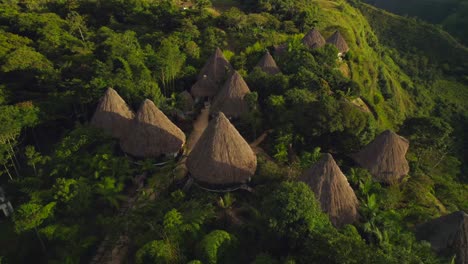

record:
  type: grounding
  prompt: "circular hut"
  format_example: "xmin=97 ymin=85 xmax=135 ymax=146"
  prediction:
xmin=352 ymin=130 xmax=410 ymax=185
xmin=91 ymin=88 xmax=135 ymax=139
xmin=255 ymin=51 xmax=281 ymax=75
xmin=191 ymin=74 xmax=219 ymax=99
xmin=197 ymin=47 xmax=233 ymax=85
xmin=120 ymin=99 xmax=186 ymax=158
xmin=416 ymin=211 xmax=467 ymax=264
xmin=300 ymin=153 xmax=359 ymax=227
xmin=186 ymin=112 xmax=257 ymax=186
xmin=210 ymin=71 xmax=251 ymax=119
xmin=302 ymin=28 xmax=326 ymax=49
xmin=326 ymin=30 xmax=350 ymax=56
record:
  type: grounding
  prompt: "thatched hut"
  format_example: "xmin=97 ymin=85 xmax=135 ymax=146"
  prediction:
xmin=177 ymin=90 xmax=194 ymax=113
xmin=256 ymin=51 xmax=281 ymax=75
xmin=120 ymin=99 xmax=186 ymax=158
xmin=300 ymin=153 xmax=359 ymax=227
xmin=197 ymin=47 xmax=233 ymax=85
xmin=416 ymin=211 xmax=467 ymax=264
xmin=191 ymin=74 xmax=219 ymax=99
xmin=186 ymin=112 xmax=257 ymax=186
xmin=352 ymin=130 xmax=410 ymax=185
xmin=302 ymin=28 xmax=326 ymax=49
xmin=326 ymin=31 xmax=349 ymax=55
xmin=211 ymin=71 xmax=251 ymax=118
xmin=91 ymin=88 xmax=135 ymax=139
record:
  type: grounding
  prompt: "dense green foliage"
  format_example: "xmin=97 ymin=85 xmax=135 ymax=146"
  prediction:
xmin=0 ymin=0 xmax=466 ymax=263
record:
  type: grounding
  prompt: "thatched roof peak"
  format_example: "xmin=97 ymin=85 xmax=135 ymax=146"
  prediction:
xmin=256 ymin=51 xmax=281 ymax=75
xmin=352 ymin=130 xmax=409 ymax=185
xmin=186 ymin=112 xmax=257 ymax=185
xmin=326 ymin=30 xmax=349 ymax=53
xmin=416 ymin=211 xmax=467 ymax=264
xmin=302 ymin=28 xmax=326 ymax=49
xmin=120 ymin=99 xmax=185 ymax=158
xmin=300 ymin=153 xmax=359 ymax=227
xmin=211 ymin=71 xmax=251 ymax=118
xmin=197 ymin=47 xmax=233 ymax=85
xmin=91 ymin=88 xmax=135 ymax=139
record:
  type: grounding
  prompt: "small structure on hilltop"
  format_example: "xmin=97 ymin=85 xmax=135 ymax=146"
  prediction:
xmin=255 ymin=51 xmax=281 ymax=75
xmin=416 ymin=211 xmax=468 ymax=264
xmin=300 ymin=153 xmax=359 ymax=227
xmin=352 ymin=130 xmax=410 ymax=185
xmin=302 ymin=28 xmax=326 ymax=49
xmin=177 ymin=90 xmax=194 ymax=113
xmin=197 ymin=47 xmax=233 ymax=85
xmin=186 ymin=112 xmax=257 ymax=186
xmin=120 ymin=99 xmax=186 ymax=158
xmin=326 ymin=30 xmax=350 ymax=57
xmin=211 ymin=71 xmax=251 ymax=118
xmin=91 ymin=88 xmax=135 ymax=139
xmin=191 ymin=74 xmax=219 ymax=100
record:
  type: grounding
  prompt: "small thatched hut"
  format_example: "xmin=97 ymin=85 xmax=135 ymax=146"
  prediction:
xmin=300 ymin=153 xmax=359 ymax=227
xmin=211 ymin=71 xmax=251 ymax=118
xmin=177 ymin=90 xmax=194 ymax=113
xmin=186 ymin=112 xmax=257 ymax=186
xmin=256 ymin=51 xmax=281 ymax=75
xmin=191 ymin=74 xmax=219 ymax=99
xmin=91 ymin=88 xmax=135 ymax=139
xmin=197 ymin=47 xmax=233 ymax=85
xmin=352 ymin=130 xmax=410 ymax=185
xmin=416 ymin=211 xmax=467 ymax=264
xmin=120 ymin=99 xmax=186 ymax=158
xmin=302 ymin=28 xmax=326 ymax=49
xmin=326 ymin=31 xmax=349 ymax=55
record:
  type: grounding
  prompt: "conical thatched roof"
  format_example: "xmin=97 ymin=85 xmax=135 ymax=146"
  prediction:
xmin=91 ymin=88 xmax=135 ymax=139
xmin=177 ymin=90 xmax=194 ymax=112
xmin=197 ymin=47 xmax=233 ymax=84
xmin=256 ymin=51 xmax=281 ymax=75
xmin=326 ymin=31 xmax=349 ymax=54
xmin=191 ymin=74 xmax=219 ymax=98
xmin=302 ymin=28 xmax=326 ymax=49
xmin=211 ymin=71 xmax=251 ymax=118
xmin=186 ymin=112 xmax=257 ymax=185
xmin=352 ymin=130 xmax=409 ymax=185
xmin=120 ymin=99 xmax=185 ymax=158
xmin=300 ymin=153 xmax=359 ymax=227
xmin=416 ymin=211 xmax=467 ymax=264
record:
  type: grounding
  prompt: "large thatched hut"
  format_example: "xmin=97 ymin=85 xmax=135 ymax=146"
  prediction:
xmin=416 ymin=211 xmax=467 ymax=264
xmin=300 ymin=153 xmax=359 ymax=227
xmin=326 ymin=30 xmax=350 ymax=55
xmin=197 ymin=47 xmax=233 ymax=85
xmin=352 ymin=130 xmax=410 ymax=185
xmin=120 ymin=99 xmax=186 ymax=158
xmin=302 ymin=28 xmax=326 ymax=49
xmin=191 ymin=74 xmax=219 ymax=99
xmin=186 ymin=112 xmax=257 ymax=186
xmin=91 ymin=88 xmax=135 ymax=139
xmin=211 ymin=71 xmax=251 ymax=118
xmin=256 ymin=51 xmax=281 ymax=75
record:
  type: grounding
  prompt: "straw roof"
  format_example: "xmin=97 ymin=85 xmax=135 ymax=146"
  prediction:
xmin=197 ymin=47 xmax=233 ymax=84
xmin=177 ymin=90 xmax=194 ymax=112
xmin=186 ymin=112 xmax=257 ymax=185
xmin=120 ymin=99 xmax=186 ymax=158
xmin=352 ymin=130 xmax=410 ymax=185
xmin=326 ymin=31 xmax=350 ymax=53
xmin=191 ymin=74 xmax=219 ymax=98
xmin=416 ymin=211 xmax=467 ymax=264
xmin=211 ymin=71 xmax=251 ymax=118
xmin=302 ymin=28 xmax=326 ymax=49
xmin=91 ymin=88 xmax=135 ymax=139
xmin=300 ymin=153 xmax=359 ymax=227
xmin=256 ymin=51 xmax=281 ymax=75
